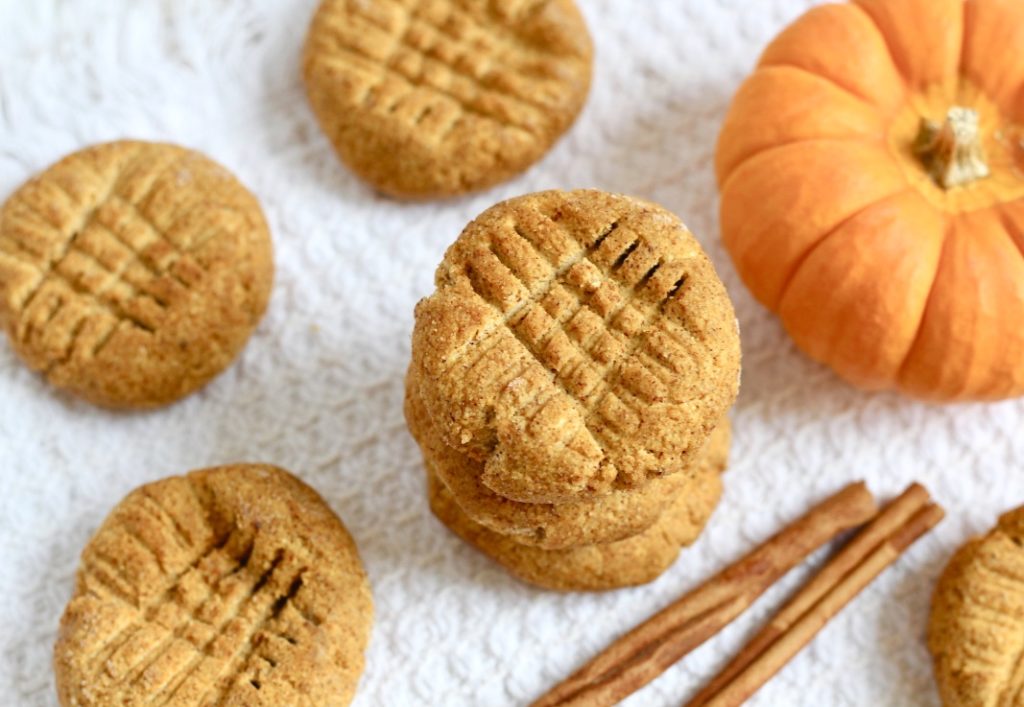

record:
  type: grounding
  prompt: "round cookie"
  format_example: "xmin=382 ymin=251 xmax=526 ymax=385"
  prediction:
xmin=406 ymin=368 xmax=731 ymax=549
xmin=929 ymin=507 xmax=1024 ymax=707
xmin=302 ymin=0 xmax=592 ymax=198
xmin=0 ymin=141 xmax=273 ymax=408
xmin=54 ymin=464 xmax=373 ymax=707
xmin=411 ymin=189 xmax=741 ymax=503
xmin=426 ymin=461 xmax=723 ymax=592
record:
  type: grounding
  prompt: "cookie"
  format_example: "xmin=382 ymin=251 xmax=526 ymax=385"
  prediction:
xmin=406 ymin=367 xmax=731 ymax=549
xmin=0 ymin=141 xmax=273 ymax=408
xmin=302 ymin=0 xmax=592 ymax=198
xmin=426 ymin=459 xmax=722 ymax=592
xmin=929 ymin=506 xmax=1024 ymax=707
xmin=54 ymin=464 xmax=373 ymax=707
xmin=411 ymin=190 xmax=741 ymax=503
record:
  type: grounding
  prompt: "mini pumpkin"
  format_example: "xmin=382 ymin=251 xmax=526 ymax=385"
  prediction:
xmin=717 ymin=0 xmax=1024 ymax=401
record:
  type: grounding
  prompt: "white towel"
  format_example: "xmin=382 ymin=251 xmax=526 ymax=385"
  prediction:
xmin=0 ymin=1 xmax=1003 ymax=704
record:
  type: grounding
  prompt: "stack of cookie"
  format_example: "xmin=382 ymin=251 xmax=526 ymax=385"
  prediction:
xmin=406 ymin=190 xmax=741 ymax=591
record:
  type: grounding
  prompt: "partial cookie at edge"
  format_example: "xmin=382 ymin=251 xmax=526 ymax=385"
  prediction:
xmin=929 ymin=506 xmax=1024 ymax=707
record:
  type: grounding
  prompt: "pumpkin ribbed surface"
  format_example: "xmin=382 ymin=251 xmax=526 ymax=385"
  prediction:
xmin=717 ymin=0 xmax=1024 ymax=401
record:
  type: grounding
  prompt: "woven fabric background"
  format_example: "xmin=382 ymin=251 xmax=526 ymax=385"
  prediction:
xmin=2 ymin=1 xmax=1020 ymax=705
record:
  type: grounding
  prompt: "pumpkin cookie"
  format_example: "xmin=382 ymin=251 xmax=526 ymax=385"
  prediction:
xmin=54 ymin=464 xmax=373 ymax=707
xmin=302 ymin=0 xmax=592 ymax=198
xmin=426 ymin=459 xmax=723 ymax=591
xmin=0 ymin=141 xmax=273 ymax=408
xmin=929 ymin=506 xmax=1024 ymax=707
xmin=411 ymin=190 xmax=741 ymax=504
xmin=406 ymin=368 xmax=731 ymax=549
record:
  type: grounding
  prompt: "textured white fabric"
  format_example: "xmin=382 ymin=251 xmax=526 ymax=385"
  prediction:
xmin=0 ymin=1 xmax=1019 ymax=705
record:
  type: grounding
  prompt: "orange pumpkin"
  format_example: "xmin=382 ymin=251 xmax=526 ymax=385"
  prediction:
xmin=717 ymin=0 xmax=1024 ymax=401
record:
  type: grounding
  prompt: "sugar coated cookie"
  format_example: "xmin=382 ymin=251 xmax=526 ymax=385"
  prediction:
xmin=302 ymin=0 xmax=593 ymax=198
xmin=930 ymin=506 xmax=1024 ymax=707
xmin=54 ymin=464 xmax=372 ymax=706
xmin=411 ymin=190 xmax=740 ymax=503
xmin=0 ymin=141 xmax=273 ymax=408
xmin=407 ymin=368 xmax=731 ymax=549
xmin=426 ymin=460 xmax=722 ymax=591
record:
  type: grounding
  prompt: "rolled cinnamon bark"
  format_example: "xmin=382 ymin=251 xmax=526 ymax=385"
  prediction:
xmin=687 ymin=485 xmax=943 ymax=707
xmin=532 ymin=482 xmax=879 ymax=707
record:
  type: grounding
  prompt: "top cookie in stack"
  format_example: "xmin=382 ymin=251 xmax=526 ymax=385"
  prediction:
xmin=407 ymin=190 xmax=741 ymax=590
xmin=411 ymin=190 xmax=740 ymax=502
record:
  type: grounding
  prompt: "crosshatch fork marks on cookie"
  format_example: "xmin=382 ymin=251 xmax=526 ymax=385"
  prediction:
xmin=973 ymin=553 xmax=1024 ymax=705
xmin=930 ymin=511 xmax=1024 ymax=707
xmin=311 ymin=0 xmax=569 ymax=139
xmin=56 ymin=466 xmax=371 ymax=706
xmin=76 ymin=506 xmax=314 ymax=702
xmin=455 ymin=204 xmax=710 ymax=484
xmin=0 ymin=145 xmax=221 ymax=373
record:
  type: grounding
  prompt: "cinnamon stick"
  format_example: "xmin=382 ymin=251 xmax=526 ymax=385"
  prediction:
xmin=687 ymin=485 xmax=944 ymax=707
xmin=531 ymin=482 xmax=878 ymax=707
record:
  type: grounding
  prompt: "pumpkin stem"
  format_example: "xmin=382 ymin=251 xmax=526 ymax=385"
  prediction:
xmin=913 ymin=107 xmax=990 ymax=189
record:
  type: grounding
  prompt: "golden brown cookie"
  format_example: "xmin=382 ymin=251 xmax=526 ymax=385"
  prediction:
xmin=0 ymin=141 xmax=273 ymax=408
xmin=406 ymin=367 xmax=731 ymax=549
xmin=426 ymin=459 xmax=723 ymax=592
xmin=929 ymin=506 xmax=1024 ymax=707
xmin=302 ymin=0 xmax=593 ymax=198
xmin=54 ymin=464 xmax=373 ymax=707
xmin=411 ymin=190 xmax=741 ymax=504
